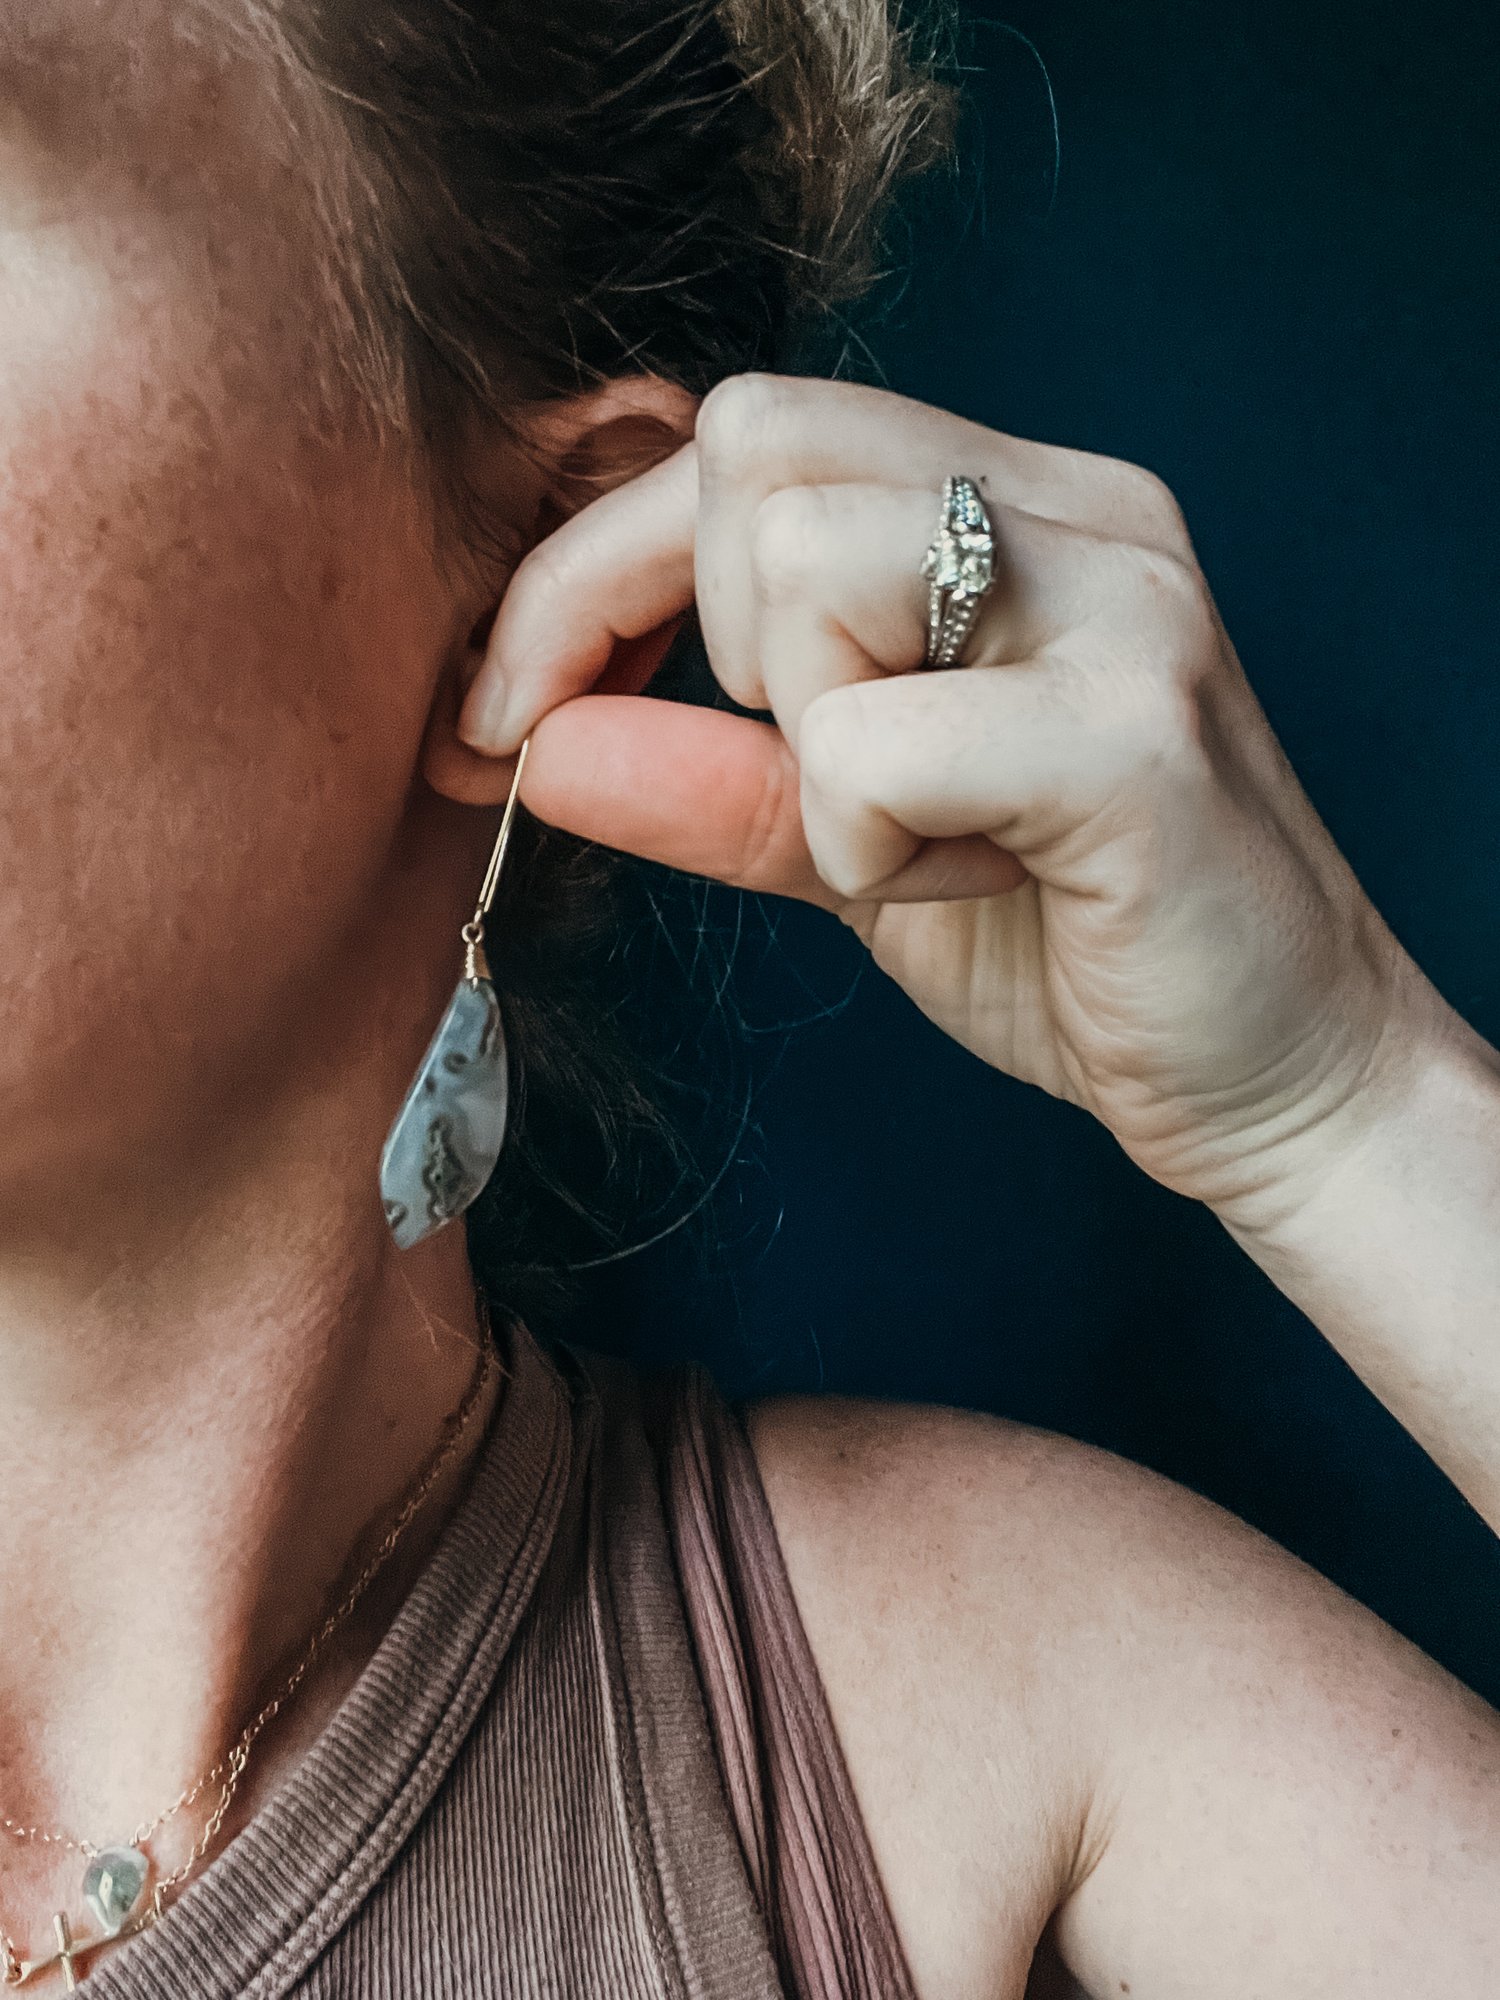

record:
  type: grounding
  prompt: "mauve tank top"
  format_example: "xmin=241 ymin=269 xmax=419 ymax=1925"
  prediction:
xmin=77 ymin=1311 xmax=921 ymax=1999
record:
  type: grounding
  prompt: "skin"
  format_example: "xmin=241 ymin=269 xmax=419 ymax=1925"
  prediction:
xmin=1 ymin=6 xmax=1498 ymax=1994
xmin=0 ymin=6 xmax=535 ymax=1959
xmin=460 ymin=377 xmax=1500 ymax=1996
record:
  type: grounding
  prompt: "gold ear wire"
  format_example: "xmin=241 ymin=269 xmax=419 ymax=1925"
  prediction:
xmin=461 ymin=736 xmax=531 ymax=985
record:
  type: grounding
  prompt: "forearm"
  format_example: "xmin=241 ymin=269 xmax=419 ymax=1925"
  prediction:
xmin=1217 ymin=998 xmax=1500 ymax=1534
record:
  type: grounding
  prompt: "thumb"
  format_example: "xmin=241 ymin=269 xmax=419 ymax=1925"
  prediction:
xmin=516 ymin=695 xmax=843 ymax=910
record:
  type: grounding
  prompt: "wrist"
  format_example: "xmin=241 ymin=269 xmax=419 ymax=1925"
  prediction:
xmin=1224 ymin=988 xmax=1500 ymax=1256
xmin=1210 ymin=991 xmax=1500 ymax=1526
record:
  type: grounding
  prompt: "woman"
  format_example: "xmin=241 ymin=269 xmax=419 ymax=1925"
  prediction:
xmin=0 ymin=0 xmax=1495 ymax=1995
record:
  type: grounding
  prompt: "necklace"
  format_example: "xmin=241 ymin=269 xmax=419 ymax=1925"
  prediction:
xmin=0 ymin=1295 xmax=502 ymax=1992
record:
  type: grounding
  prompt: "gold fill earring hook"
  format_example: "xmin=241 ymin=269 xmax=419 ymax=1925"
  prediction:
xmin=462 ymin=735 xmax=531 ymax=984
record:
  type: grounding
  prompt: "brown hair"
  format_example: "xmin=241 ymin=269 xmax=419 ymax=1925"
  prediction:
xmin=262 ymin=0 xmax=957 ymax=542
xmin=263 ymin=0 xmax=959 ymax=1331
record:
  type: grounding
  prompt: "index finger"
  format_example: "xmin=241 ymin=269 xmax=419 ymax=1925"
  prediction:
xmin=459 ymin=438 xmax=700 ymax=757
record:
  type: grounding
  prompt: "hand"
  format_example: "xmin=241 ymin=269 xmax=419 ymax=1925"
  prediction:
xmin=458 ymin=373 xmax=1438 ymax=1228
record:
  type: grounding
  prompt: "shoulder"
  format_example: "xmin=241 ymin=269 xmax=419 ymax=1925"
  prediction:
xmin=738 ymin=1385 xmax=1440 ymax=1710
xmin=739 ymin=1391 xmax=1500 ymax=1999
xmin=736 ymin=1393 xmax=1132 ymax=1998
xmin=738 ymin=1387 xmax=1283 ymax=1690
xmin=739 ymin=1388 xmax=1308 ymax=1632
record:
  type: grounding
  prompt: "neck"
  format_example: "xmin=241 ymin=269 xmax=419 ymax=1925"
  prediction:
xmin=0 ymin=958 xmax=504 ymax=1956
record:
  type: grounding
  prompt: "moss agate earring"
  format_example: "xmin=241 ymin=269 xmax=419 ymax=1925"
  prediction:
xmin=380 ymin=738 xmax=531 ymax=1251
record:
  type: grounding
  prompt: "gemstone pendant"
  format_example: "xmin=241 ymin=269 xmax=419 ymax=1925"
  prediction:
xmin=379 ymin=972 xmax=510 ymax=1252
xmin=81 ymin=1847 xmax=151 ymax=1937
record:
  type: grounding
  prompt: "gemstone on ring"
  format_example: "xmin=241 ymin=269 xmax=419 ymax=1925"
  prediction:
xmin=919 ymin=475 xmax=997 ymax=667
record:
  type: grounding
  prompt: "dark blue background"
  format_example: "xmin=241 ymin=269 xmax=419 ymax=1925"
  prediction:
xmin=555 ymin=0 xmax=1500 ymax=1700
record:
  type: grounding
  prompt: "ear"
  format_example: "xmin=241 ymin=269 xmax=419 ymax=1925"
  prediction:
xmin=422 ymin=373 xmax=700 ymax=808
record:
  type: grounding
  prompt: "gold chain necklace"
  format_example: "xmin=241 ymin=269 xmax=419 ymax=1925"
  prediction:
xmin=1 ymin=1296 xmax=501 ymax=1992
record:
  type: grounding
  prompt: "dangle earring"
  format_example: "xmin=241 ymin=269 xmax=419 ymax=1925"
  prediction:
xmin=380 ymin=737 xmax=531 ymax=1251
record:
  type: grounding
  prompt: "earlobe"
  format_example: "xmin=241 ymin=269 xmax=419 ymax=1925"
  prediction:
xmin=421 ymin=655 xmax=521 ymax=806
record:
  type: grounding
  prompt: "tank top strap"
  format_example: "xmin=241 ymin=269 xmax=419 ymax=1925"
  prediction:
xmin=642 ymin=1360 xmax=921 ymax=2000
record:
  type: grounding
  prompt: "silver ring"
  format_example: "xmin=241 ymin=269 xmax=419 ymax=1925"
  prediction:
xmin=918 ymin=475 xmax=997 ymax=668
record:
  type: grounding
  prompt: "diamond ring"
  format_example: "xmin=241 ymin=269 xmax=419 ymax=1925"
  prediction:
xmin=918 ymin=475 xmax=997 ymax=668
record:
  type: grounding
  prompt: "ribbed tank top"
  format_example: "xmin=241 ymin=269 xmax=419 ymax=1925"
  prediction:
xmin=79 ymin=1312 xmax=921 ymax=1999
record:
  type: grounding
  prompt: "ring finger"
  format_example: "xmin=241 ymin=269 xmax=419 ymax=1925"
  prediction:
xmin=749 ymin=480 xmax=1120 ymax=760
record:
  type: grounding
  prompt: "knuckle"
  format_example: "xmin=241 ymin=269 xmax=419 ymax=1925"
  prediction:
xmin=501 ymin=533 xmax=579 ymax=647
xmin=741 ymin=741 xmax=796 ymax=885
xmin=1082 ymin=548 xmax=1220 ymax=765
xmin=1103 ymin=456 xmax=1193 ymax=553
xmin=695 ymin=371 xmax=788 ymax=473
xmin=1115 ymin=455 xmax=1176 ymax=515
xmin=797 ymin=682 xmax=865 ymax=789
xmin=808 ymin=818 xmax=879 ymax=903
xmin=823 ymin=858 xmax=879 ymax=902
xmin=1082 ymin=659 xmax=1183 ymax=781
xmin=798 ymin=695 xmax=888 ymax=905
xmin=712 ymin=662 xmax=765 ymax=710
xmin=748 ymin=485 xmax=827 ymax=603
xmin=1143 ymin=660 xmax=1203 ymax=751
xmin=1116 ymin=541 xmax=1214 ymax=641
xmin=513 ymin=528 xmax=574 ymax=606
xmin=1113 ymin=645 xmax=1210 ymax=771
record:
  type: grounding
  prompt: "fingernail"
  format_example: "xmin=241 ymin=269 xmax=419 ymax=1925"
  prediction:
xmin=459 ymin=680 xmax=518 ymax=756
